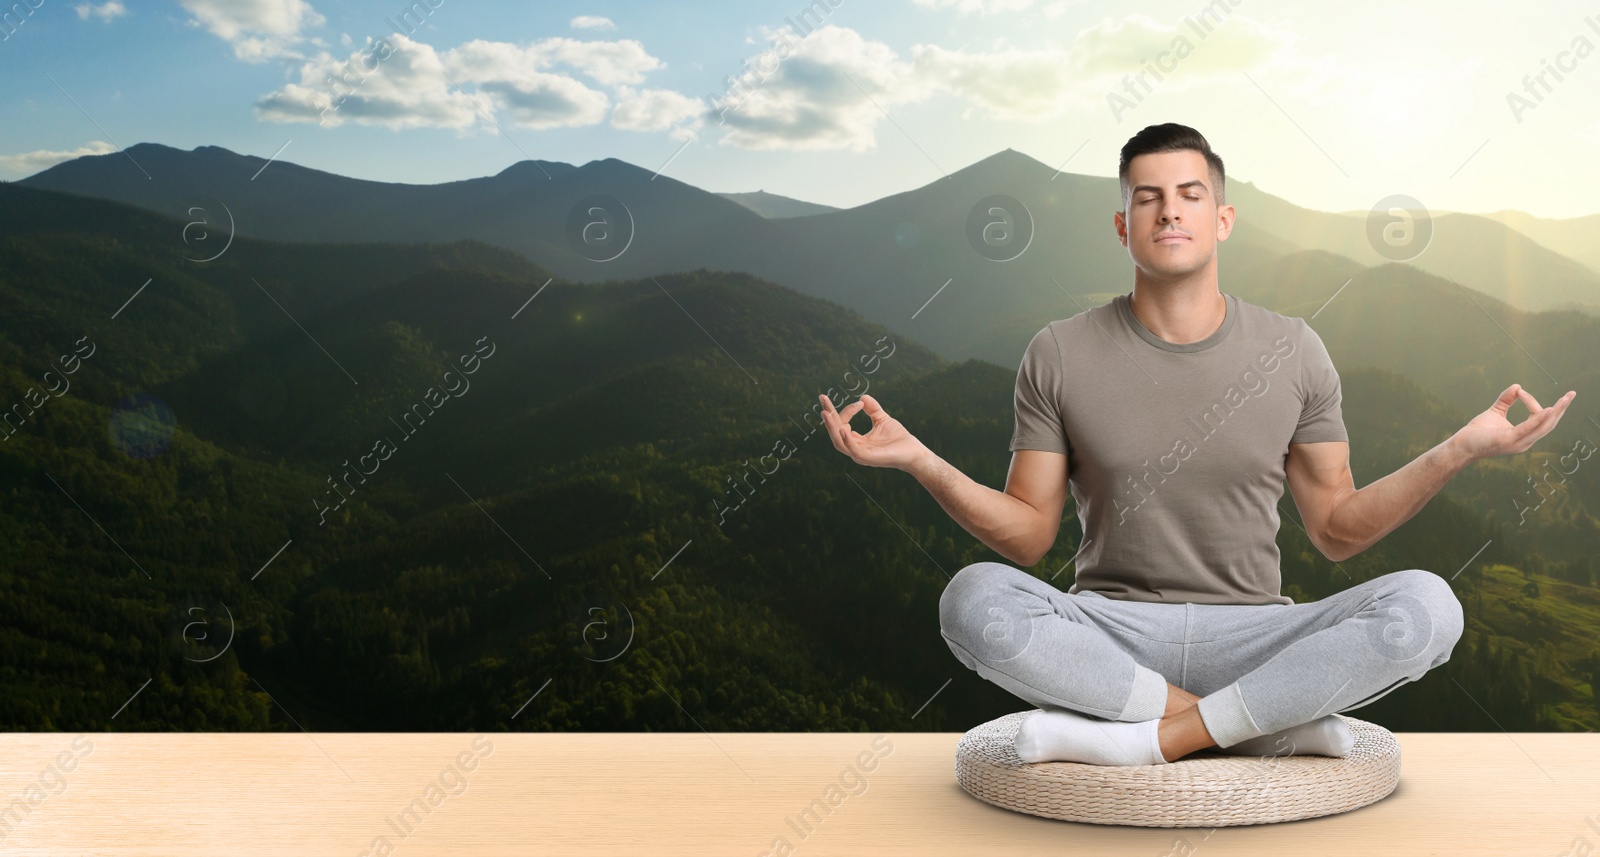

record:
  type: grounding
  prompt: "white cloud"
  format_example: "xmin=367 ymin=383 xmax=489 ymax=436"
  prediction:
xmin=254 ymin=34 xmax=481 ymax=129
xmin=471 ymin=74 xmax=610 ymax=130
xmin=715 ymin=18 xmax=1295 ymax=150
xmin=0 ymin=141 xmax=116 ymax=175
xmin=698 ymin=16 xmax=1301 ymax=149
xmin=909 ymin=0 xmax=1083 ymax=17
xmin=911 ymin=0 xmax=1034 ymax=16
xmin=445 ymin=39 xmax=627 ymax=128
xmin=1054 ymin=12 xmax=1455 ymax=134
xmin=711 ymin=25 xmax=933 ymax=151
xmin=254 ymin=32 xmax=695 ymax=133
xmin=912 ymin=43 xmax=1075 ymax=121
xmin=1065 ymin=13 xmax=1289 ymax=80
xmin=1041 ymin=0 xmax=1082 ymax=18
xmin=74 ymin=1 xmax=126 ymax=21
xmin=449 ymin=37 xmax=664 ymax=87
xmin=255 ymin=33 xmax=671 ymax=132
xmin=611 ymin=86 xmax=705 ymax=140
xmin=570 ymin=15 xmax=615 ymax=30
xmin=179 ymin=0 xmax=325 ymax=62
xmin=703 ymin=21 xmax=1099 ymax=149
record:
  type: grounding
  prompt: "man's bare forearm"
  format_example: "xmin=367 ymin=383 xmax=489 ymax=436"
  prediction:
xmin=905 ymin=447 xmax=1045 ymax=566
xmin=1326 ymin=434 xmax=1477 ymax=561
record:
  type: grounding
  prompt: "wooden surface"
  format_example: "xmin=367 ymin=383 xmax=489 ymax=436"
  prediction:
xmin=0 ymin=730 xmax=1593 ymax=855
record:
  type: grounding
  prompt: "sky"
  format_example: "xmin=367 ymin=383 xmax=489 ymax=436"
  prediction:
xmin=1 ymin=0 xmax=1598 ymax=218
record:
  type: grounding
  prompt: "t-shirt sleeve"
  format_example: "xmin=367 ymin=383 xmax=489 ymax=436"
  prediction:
xmin=1292 ymin=322 xmax=1349 ymax=444
xmin=1010 ymin=325 xmax=1069 ymax=454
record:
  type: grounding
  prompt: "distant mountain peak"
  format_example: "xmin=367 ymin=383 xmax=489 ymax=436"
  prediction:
xmin=116 ymin=143 xmax=254 ymax=165
xmin=496 ymin=159 xmax=575 ymax=181
xmin=123 ymin=141 xmax=179 ymax=156
xmin=577 ymin=157 xmax=653 ymax=179
xmin=956 ymin=147 xmax=1055 ymax=180
xmin=989 ymin=147 xmax=1043 ymax=164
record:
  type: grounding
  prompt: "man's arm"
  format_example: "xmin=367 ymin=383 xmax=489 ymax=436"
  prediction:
xmin=817 ymin=393 xmax=1069 ymax=567
xmin=1286 ymin=383 xmax=1576 ymax=562
xmin=1284 ymin=438 xmax=1473 ymax=563
xmin=906 ymin=447 xmax=1069 ymax=567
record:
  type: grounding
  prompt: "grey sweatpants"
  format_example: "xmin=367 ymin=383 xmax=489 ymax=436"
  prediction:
xmin=939 ymin=562 xmax=1465 ymax=748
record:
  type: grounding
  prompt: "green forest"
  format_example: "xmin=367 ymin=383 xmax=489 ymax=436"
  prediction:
xmin=1 ymin=183 xmax=1596 ymax=734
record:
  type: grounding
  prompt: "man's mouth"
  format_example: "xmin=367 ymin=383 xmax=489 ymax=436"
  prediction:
xmin=1155 ymin=232 xmax=1190 ymax=243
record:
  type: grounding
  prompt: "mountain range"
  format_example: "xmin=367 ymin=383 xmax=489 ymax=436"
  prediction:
xmin=21 ymin=144 xmax=1600 ymax=370
xmin=1 ymin=147 xmax=1596 ymax=733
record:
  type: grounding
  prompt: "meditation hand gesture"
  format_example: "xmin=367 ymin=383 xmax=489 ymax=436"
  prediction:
xmin=818 ymin=393 xmax=929 ymax=471
xmin=1452 ymin=384 xmax=1576 ymax=461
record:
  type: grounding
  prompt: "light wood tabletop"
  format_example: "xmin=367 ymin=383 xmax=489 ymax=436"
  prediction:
xmin=0 ymin=730 xmax=1592 ymax=855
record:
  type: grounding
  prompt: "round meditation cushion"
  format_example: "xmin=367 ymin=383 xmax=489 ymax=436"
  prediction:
xmin=954 ymin=710 xmax=1402 ymax=827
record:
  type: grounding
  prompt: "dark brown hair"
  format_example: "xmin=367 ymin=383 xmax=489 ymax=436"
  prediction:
xmin=1118 ymin=123 xmax=1226 ymax=209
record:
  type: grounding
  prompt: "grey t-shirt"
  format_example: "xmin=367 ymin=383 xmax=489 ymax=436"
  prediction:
xmin=1010 ymin=292 xmax=1347 ymax=605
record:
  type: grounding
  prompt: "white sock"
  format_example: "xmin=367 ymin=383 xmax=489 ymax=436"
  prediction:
xmin=1212 ymin=715 xmax=1354 ymax=758
xmin=1014 ymin=708 xmax=1167 ymax=766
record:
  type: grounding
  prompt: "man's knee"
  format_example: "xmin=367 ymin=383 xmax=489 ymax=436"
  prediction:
xmin=939 ymin=562 xmax=1012 ymax=635
xmin=939 ymin=561 xmax=1031 ymax=662
xmin=1383 ymin=568 xmax=1465 ymax=663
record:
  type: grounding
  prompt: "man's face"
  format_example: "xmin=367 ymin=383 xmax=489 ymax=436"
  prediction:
xmin=1114 ymin=149 xmax=1234 ymax=281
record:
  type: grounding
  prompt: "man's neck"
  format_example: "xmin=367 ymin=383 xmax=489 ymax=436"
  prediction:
xmin=1127 ymin=278 xmax=1227 ymax=346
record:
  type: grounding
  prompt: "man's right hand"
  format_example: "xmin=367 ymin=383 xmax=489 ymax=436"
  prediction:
xmin=818 ymin=393 xmax=930 ymax=472
xmin=818 ymin=391 xmax=1069 ymax=566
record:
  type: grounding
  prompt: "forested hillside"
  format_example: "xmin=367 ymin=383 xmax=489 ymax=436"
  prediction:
xmin=1 ymin=185 xmax=1595 ymax=734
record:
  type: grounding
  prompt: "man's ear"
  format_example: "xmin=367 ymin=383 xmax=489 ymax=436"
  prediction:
xmin=1215 ymin=203 xmax=1236 ymax=241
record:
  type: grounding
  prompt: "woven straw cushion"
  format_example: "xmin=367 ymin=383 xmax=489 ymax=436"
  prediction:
xmin=955 ymin=710 xmax=1400 ymax=827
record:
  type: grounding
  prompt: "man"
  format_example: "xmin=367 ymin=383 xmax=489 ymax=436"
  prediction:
xmin=817 ymin=123 xmax=1576 ymax=766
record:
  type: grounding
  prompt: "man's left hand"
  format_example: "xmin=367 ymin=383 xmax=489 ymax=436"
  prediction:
xmin=1452 ymin=383 xmax=1576 ymax=461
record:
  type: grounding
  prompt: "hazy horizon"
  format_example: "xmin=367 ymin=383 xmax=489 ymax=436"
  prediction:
xmin=4 ymin=0 xmax=1600 ymax=218
xmin=19 ymin=139 xmax=1600 ymax=227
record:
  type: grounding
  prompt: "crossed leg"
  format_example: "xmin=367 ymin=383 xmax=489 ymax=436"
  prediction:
xmin=1156 ymin=683 xmax=1213 ymax=761
xmin=939 ymin=562 xmax=1465 ymax=765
